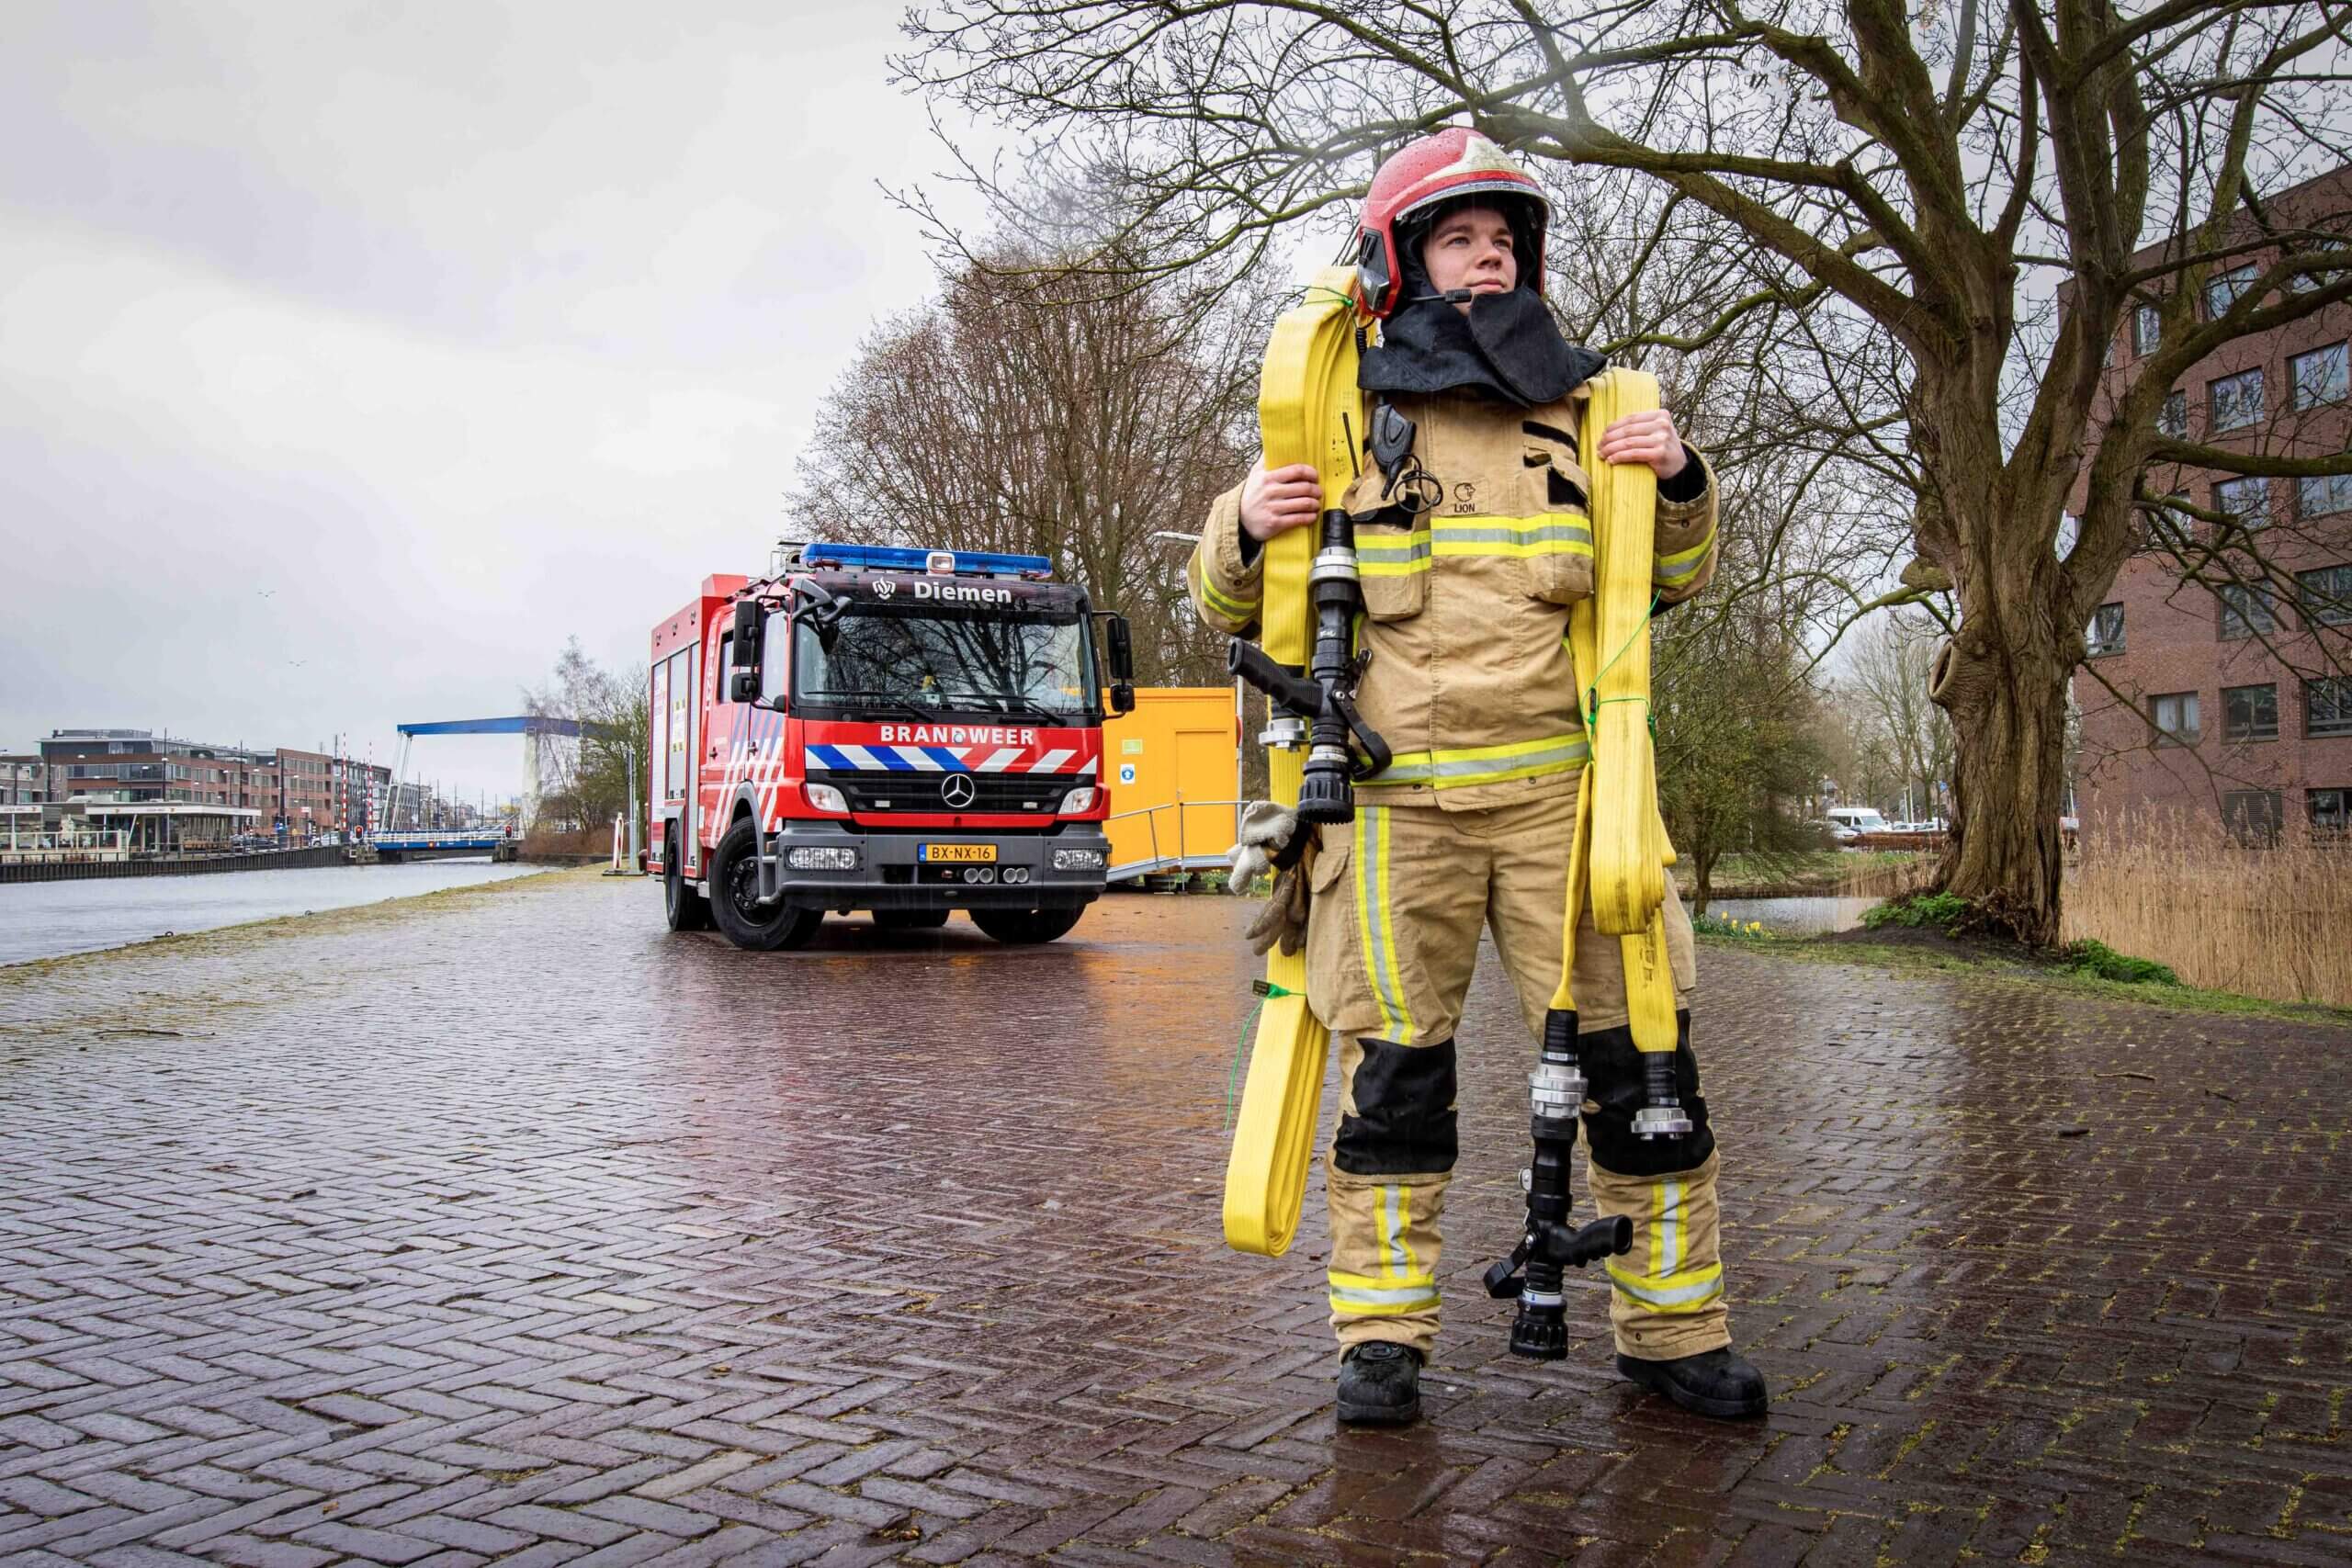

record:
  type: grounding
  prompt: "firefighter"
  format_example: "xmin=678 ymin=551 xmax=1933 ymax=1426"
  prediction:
xmin=1192 ymin=129 xmax=1769 ymax=1426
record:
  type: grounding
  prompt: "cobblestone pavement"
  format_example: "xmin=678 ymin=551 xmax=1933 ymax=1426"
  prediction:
xmin=2 ymin=870 xmax=2346 ymax=1567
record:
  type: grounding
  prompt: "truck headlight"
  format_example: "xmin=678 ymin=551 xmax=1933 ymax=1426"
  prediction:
xmin=786 ymin=846 xmax=858 ymax=872
xmin=1052 ymin=847 xmax=1105 ymax=872
xmin=804 ymin=783 xmax=848 ymax=814
xmin=1059 ymin=785 xmax=1096 ymax=814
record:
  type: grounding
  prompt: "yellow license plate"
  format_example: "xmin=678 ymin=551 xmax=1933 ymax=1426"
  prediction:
xmin=921 ymin=843 xmax=997 ymax=863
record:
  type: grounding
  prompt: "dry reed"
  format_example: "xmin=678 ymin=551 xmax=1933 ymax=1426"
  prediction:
xmin=2063 ymin=810 xmax=2352 ymax=1007
xmin=1838 ymin=852 xmax=1940 ymax=902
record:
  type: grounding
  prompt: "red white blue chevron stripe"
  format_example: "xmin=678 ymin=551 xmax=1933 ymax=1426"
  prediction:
xmin=805 ymin=741 xmax=1097 ymax=774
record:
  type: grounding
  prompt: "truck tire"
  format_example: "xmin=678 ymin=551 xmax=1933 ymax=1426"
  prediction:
xmin=663 ymin=844 xmax=712 ymax=931
xmin=970 ymin=906 xmax=1084 ymax=945
xmin=711 ymin=818 xmax=822 ymax=951
xmin=872 ymin=908 xmax=951 ymax=931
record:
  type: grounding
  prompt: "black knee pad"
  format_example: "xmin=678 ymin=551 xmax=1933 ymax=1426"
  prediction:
xmin=1578 ymin=1010 xmax=1715 ymax=1176
xmin=1334 ymin=1037 xmax=1459 ymax=1176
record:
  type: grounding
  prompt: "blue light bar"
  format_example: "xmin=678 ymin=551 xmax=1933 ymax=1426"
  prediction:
xmin=801 ymin=542 xmax=1053 ymax=579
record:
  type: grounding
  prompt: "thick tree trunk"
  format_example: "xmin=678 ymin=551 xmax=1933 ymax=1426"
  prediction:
xmin=1926 ymin=624 xmax=2071 ymax=947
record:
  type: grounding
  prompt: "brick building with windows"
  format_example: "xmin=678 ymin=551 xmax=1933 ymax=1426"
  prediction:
xmin=34 ymin=730 xmax=387 ymax=843
xmin=2073 ymin=164 xmax=2352 ymax=841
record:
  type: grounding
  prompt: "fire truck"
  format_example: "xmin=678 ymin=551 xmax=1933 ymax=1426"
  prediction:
xmin=647 ymin=542 xmax=1135 ymax=951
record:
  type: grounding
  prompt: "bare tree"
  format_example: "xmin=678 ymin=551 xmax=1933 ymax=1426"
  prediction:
xmin=524 ymin=638 xmax=647 ymax=831
xmin=797 ymin=243 xmax=1268 ymax=684
xmin=904 ymin=1 xmax=2352 ymax=943
xmin=1839 ymin=609 xmax=1957 ymax=820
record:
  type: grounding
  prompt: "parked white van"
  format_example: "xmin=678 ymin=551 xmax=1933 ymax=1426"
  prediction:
xmin=1824 ymin=807 xmax=1889 ymax=840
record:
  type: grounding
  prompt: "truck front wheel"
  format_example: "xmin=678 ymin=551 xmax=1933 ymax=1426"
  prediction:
xmin=970 ymin=906 xmax=1085 ymax=944
xmin=711 ymin=818 xmax=821 ymax=952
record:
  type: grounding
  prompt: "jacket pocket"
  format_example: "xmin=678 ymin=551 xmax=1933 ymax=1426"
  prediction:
xmin=1352 ymin=522 xmax=1429 ymax=622
xmin=1521 ymin=437 xmax=1597 ymax=606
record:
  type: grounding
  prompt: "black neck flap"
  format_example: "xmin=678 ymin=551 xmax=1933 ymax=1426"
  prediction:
xmin=1359 ymin=243 xmax=1603 ymax=408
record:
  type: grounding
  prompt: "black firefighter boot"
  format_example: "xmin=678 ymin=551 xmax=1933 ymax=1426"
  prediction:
xmin=1615 ymin=1347 xmax=1770 ymax=1419
xmin=1336 ymin=1342 xmax=1423 ymax=1425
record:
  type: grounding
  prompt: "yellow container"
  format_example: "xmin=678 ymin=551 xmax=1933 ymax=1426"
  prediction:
xmin=1101 ymin=687 xmax=1243 ymax=881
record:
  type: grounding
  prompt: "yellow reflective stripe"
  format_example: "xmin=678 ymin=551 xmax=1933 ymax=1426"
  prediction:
xmin=1430 ymin=514 xmax=1593 ymax=558
xmin=1374 ymin=732 xmax=1591 ymax=789
xmin=1352 ymin=807 xmax=1414 ymax=1043
xmin=1358 ymin=525 xmax=1432 ymax=577
xmin=1190 ymin=552 xmax=1257 ymax=620
xmin=1653 ymin=524 xmax=1715 ymax=586
xmin=1329 ymin=1268 xmax=1440 ymax=1315
xmin=1606 ymin=1260 xmax=1723 ymax=1312
xmin=1358 ymin=514 xmax=1595 ymax=571
xmin=1372 ymin=808 xmax=1414 ymax=1043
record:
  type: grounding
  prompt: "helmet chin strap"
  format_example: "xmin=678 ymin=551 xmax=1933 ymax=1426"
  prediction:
xmin=1406 ymin=288 xmax=1476 ymax=306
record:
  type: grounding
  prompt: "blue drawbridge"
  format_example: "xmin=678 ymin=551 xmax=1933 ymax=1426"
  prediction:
xmin=384 ymin=716 xmax=633 ymax=853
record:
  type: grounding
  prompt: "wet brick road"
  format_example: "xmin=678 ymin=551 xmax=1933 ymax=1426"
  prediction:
xmin=2 ymin=869 xmax=2346 ymax=1566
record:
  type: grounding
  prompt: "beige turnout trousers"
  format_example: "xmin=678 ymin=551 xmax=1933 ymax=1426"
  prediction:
xmin=1304 ymin=786 xmax=1732 ymax=1363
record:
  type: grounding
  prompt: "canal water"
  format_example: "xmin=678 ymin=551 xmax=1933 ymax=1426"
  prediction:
xmin=1699 ymin=895 xmax=1877 ymax=937
xmin=0 ymin=860 xmax=548 ymax=966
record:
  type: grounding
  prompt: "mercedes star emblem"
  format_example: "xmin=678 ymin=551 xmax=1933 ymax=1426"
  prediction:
xmin=940 ymin=773 xmax=978 ymax=808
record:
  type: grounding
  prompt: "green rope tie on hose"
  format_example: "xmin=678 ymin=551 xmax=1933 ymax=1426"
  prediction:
xmin=1584 ymin=592 xmax=1663 ymax=745
xmin=1226 ymin=978 xmax=1297 ymax=1131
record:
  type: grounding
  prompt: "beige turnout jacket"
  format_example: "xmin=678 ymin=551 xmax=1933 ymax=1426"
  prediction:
xmin=1190 ymin=383 xmax=1719 ymax=812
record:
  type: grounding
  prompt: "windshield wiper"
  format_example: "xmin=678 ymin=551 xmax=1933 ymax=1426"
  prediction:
xmin=800 ymin=689 xmax=937 ymax=722
xmin=939 ymin=692 xmax=1080 ymax=724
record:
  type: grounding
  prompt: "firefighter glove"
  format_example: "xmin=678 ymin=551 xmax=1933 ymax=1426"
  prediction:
xmin=1244 ymin=851 xmax=1314 ymax=957
xmin=1227 ymin=800 xmax=1301 ymax=894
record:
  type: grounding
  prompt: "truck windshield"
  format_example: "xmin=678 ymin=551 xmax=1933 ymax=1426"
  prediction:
xmin=794 ymin=604 xmax=1098 ymax=722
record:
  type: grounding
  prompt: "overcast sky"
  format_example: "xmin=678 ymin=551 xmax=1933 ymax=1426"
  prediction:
xmin=2 ymin=2 xmax=995 ymax=800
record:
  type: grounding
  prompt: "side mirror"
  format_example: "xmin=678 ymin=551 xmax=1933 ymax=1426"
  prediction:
xmin=729 ymin=599 xmax=763 ymax=703
xmin=1104 ymin=613 xmax=1136 ymax=715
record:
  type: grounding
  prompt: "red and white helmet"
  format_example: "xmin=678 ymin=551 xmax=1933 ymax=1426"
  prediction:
xmin=1354 ymin=128 xmax=1551 ymax=318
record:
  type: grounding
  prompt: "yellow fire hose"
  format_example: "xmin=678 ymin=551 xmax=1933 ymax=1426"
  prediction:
xmin=1555 ymin=368 xmax=1682 ymax=1068
xmin=1221 ymin=304 xmax=1682 ymax=1257
xmin=1221 ymin=265 xmax=1361 ymax=1258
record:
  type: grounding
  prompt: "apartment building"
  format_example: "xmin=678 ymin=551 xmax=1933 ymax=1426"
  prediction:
xmin=2072 ymin=164 xmax=2352 ymax=841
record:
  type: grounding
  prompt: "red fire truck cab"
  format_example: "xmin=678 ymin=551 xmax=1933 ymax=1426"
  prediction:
xmin=648 ymin=542 xmax=1134 ymax=950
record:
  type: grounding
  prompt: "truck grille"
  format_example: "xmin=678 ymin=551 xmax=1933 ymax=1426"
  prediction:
xmin=808 ymin=769 xmax=1087 ymax=816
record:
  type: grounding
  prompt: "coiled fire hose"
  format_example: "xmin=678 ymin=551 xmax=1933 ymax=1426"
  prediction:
xmin=1221 ymin=266 xmax=1362 ymax=1258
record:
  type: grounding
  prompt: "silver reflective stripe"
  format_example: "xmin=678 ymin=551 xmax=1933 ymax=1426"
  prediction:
xmin=1607 ymin=1264 xmax=1724 ymax=1307
xmin=1377 ymin=739 xmax=1589 ymax=784
xmin=1353 ymin=807 xmax=1411 ymax=1043
xmin=1429 ymin=524 xmax=1592 ymax=547
xmin=1329 ymin=1279 xmax=1439 ymax=1307
xmin=1657 ymin=1178 xmax=1682 ymax=1278
xmin=1356 ymin=535 xmax=1431 ymax=562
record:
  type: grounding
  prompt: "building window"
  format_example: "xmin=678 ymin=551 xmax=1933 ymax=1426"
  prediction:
xmin=2210 ymin=368 xmax=2265 ymax=433
xmin=2290 ymin=343 xmax=2349 ymax=409
xmin=2300 ymin=564 xmax=2352 ymax=626
xmin=2215 ymin=475 xmax=2270 ymax=528
xmin=2301 ymin=469 xmax=2352 ymax=518
xmin=2133 ymin=303 xmax=2163 ymax=355
xmin=2222 ymin=790 xmax=2282 ymax=847
xmin=2152 ymin=691 xmax=2201 ymax=747
xmin=2157 ymin=390 xmax=2188 ymax=438
xmin=2222 ymin=683 xmax=2278 ymax=741
xmin=2219 ymin=583 xmax=2277 ymax=639
xmin=2086 ymin=603 xmax=2126 ymax=657
xmin=2204 ymin=264 xmax=2258 ymax=318
xmin=2312 ymin=788 xmax=2351 ymax=833
xmin=2309 ymin=678 xmax=2352 ymax=739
